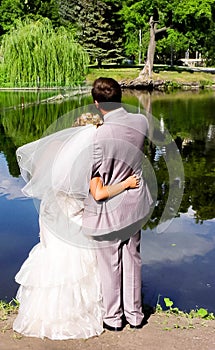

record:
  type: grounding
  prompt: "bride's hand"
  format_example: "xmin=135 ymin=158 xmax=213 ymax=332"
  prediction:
xmin=124 ymin=175 xmax=140 ymax=189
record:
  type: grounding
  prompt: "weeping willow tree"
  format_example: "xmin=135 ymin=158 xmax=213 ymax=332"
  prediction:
xmin=0 ymin=18 xmax=89 ymax=87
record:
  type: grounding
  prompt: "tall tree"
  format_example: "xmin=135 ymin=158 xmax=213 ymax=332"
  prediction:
xmin=0 ymin=19 xmax=89 ymax=87
xmin=139 ymin=14 xmax=167 ymax=79
xmin=119 ymin=0 xmax=153 ymax=62
xmin=120 ymin=0 xmax=215 ymax=80
xmin=0 ymin=0 xmax=61 ymax=35
xmin=59 ymin=0 xmax=124 ymax=65
xmin=23 ymin=0 xmax=61 ymax=27
xmin=119 ymin=0 xmax=170 ymax=77
xmin=0 ymin=0 xmax=25 ymax=35
xmin=172 ymin=0 xmax=215 ymax=63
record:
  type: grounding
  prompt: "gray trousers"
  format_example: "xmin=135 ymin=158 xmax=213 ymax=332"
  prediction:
xmin=95 ymin=230 xmax=144 ymax=327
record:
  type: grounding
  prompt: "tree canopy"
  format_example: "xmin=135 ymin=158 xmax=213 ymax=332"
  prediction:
xmin=0 ymin=19 xmax=89 ymax=87
xmin=119 ymin=0 xmax=215 ymax=65
xmin=1 ymin=0 xmax=215 ymax=85
xmin=59 ymin=0 xmax=124 ymax=65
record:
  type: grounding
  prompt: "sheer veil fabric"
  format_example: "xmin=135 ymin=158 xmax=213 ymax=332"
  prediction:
xmin=13 ymin=124 xmax=104 ymax=339
xmin=16 ymin=124 xmax=97 ymax=247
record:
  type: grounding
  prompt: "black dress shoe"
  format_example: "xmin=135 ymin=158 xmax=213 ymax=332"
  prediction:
xmin=103 ymin=322 xmax=123 ymax=332
xmin=129 ymin=319 xmax=146 ymax=329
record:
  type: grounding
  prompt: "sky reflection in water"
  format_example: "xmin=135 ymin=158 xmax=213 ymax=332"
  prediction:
xmin=141 ymin=210 xmax=215 ymax=313
xmin=0 ymin=153 xmax=39 ymax=301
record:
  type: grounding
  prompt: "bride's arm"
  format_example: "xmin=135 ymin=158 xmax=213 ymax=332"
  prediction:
xmin=90 ymin=175 xmax=139 ymax=201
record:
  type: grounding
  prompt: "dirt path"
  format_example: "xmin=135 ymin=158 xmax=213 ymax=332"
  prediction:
xmin=1 ymin=312 xmax=215 ymax=350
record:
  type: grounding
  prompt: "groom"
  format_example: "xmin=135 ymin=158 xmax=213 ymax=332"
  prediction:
xmin=82 ymin=77 xmax=152 ymax=331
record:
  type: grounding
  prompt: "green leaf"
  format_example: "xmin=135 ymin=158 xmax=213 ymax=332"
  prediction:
xmin=164 ymin=297 xmax=174 ymax=308
xmin=197 ymin=308 xmax=208 ymax=318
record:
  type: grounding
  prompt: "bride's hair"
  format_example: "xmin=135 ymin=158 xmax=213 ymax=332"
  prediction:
xmin=73 ymin=113 xmax=103 ymax=128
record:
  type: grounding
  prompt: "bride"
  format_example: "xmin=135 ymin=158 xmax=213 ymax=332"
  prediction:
xmin=13 ymin=117 xmax=139 ymax=340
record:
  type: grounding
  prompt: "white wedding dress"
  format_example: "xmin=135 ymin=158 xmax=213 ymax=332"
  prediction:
xmin=13 ymin=124 xmax=104 ymax=339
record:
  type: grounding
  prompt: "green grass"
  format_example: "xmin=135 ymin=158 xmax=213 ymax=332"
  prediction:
xmin=86 ymin=66 xmax=215 ymax=86
xmin=86 ymin=67 xmax=140 ymax=84
xmin=158 ymin=297 xmax=215 ymax=320
xmin=0 ymin=298 xmax=214 ymax=335
xmin=0 ymin=300 xmax=19 ymax=321
xmin=153 ymin=70 xmax=215 ymax=84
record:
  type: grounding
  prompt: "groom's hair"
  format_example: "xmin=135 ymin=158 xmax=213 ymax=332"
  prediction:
xmin=92 ymin=77 xmax=122 ymax=111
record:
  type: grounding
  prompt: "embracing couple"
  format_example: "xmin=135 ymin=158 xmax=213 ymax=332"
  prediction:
xmin=13 ymin=77 xmax=153 ymax=339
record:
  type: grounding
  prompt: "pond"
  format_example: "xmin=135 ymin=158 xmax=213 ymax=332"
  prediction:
xmin=0 ymin=88 xmax=214 ymax=313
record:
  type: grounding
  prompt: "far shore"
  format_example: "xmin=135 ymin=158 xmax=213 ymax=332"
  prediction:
xmin=1 ymin=66 xmax=215 ymax=92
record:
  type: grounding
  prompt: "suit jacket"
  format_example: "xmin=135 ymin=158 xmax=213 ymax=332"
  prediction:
xmin=82 ymin=107 xmax=153 ymax=237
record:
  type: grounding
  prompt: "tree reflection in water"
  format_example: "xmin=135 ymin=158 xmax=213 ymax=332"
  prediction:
xmin=0 ymin=89 xmax=214 ymax=308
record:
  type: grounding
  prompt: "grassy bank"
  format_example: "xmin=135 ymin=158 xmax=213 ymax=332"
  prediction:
xmin=1 ymin=66 xmax=215 ymax=89
xmin=86 ymin=66 xmax=215 ymax=86
xmin=1 ymin=298 xmax=214 ymax=324
xmin=86 ymin=67 xmax=141 ymax=84
xmin=1 ymin=298 xmax=214 ymax=350
xmin=0 ymin=300 xmax=19 ymax=321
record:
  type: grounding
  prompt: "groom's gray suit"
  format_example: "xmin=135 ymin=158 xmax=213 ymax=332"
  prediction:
xmin=82 ymin=106 xmax=152 ymax=328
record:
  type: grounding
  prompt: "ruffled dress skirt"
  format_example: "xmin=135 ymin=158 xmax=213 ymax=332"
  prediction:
xmin=13 ymin=218 xmax=104 ymax=340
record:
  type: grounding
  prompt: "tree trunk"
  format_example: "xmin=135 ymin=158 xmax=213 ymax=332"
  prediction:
xmin=97 ymin=58 xmax=102 ymax=68
xmin=132 ymin=90 xmax=156 ymax=157
xmin=137 ymin=16 xmax=167 ymax=81
xmin=139 ymin=16 xmax=156 ymax=80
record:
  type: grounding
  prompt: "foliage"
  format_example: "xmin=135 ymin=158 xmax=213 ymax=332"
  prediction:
xmin=1 ymin=0 xmax=215 ymax=72
xmin=118 ymin=0 xmax=154 ymax=61
xmin=156 ymin=29 xmax=188 ymax=64
xmin=59 ymin=0 xmax=124 ymax=65
xmin=119 ymin=0 xmax=215 ymax=66
xmin=170 ymin=0 xmax=215 ymax=60
xmin=162 ymin=297 xmax=215 ymax=320
xmin=0 ymin=0 xmax=61 ymax=36
xmin=0 ymin=0 xmax=25 ymax=35
xmin=23 ymin=0 xmax=61 ymax=27
xmin=0 ymin=19 xmax=89 ymax=87
xmin=0 ymin=299 xmax=19 ymax=321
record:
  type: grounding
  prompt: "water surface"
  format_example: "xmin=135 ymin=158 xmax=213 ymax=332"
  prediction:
xmin=0 ymin=89 xmax=214 ymax=312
